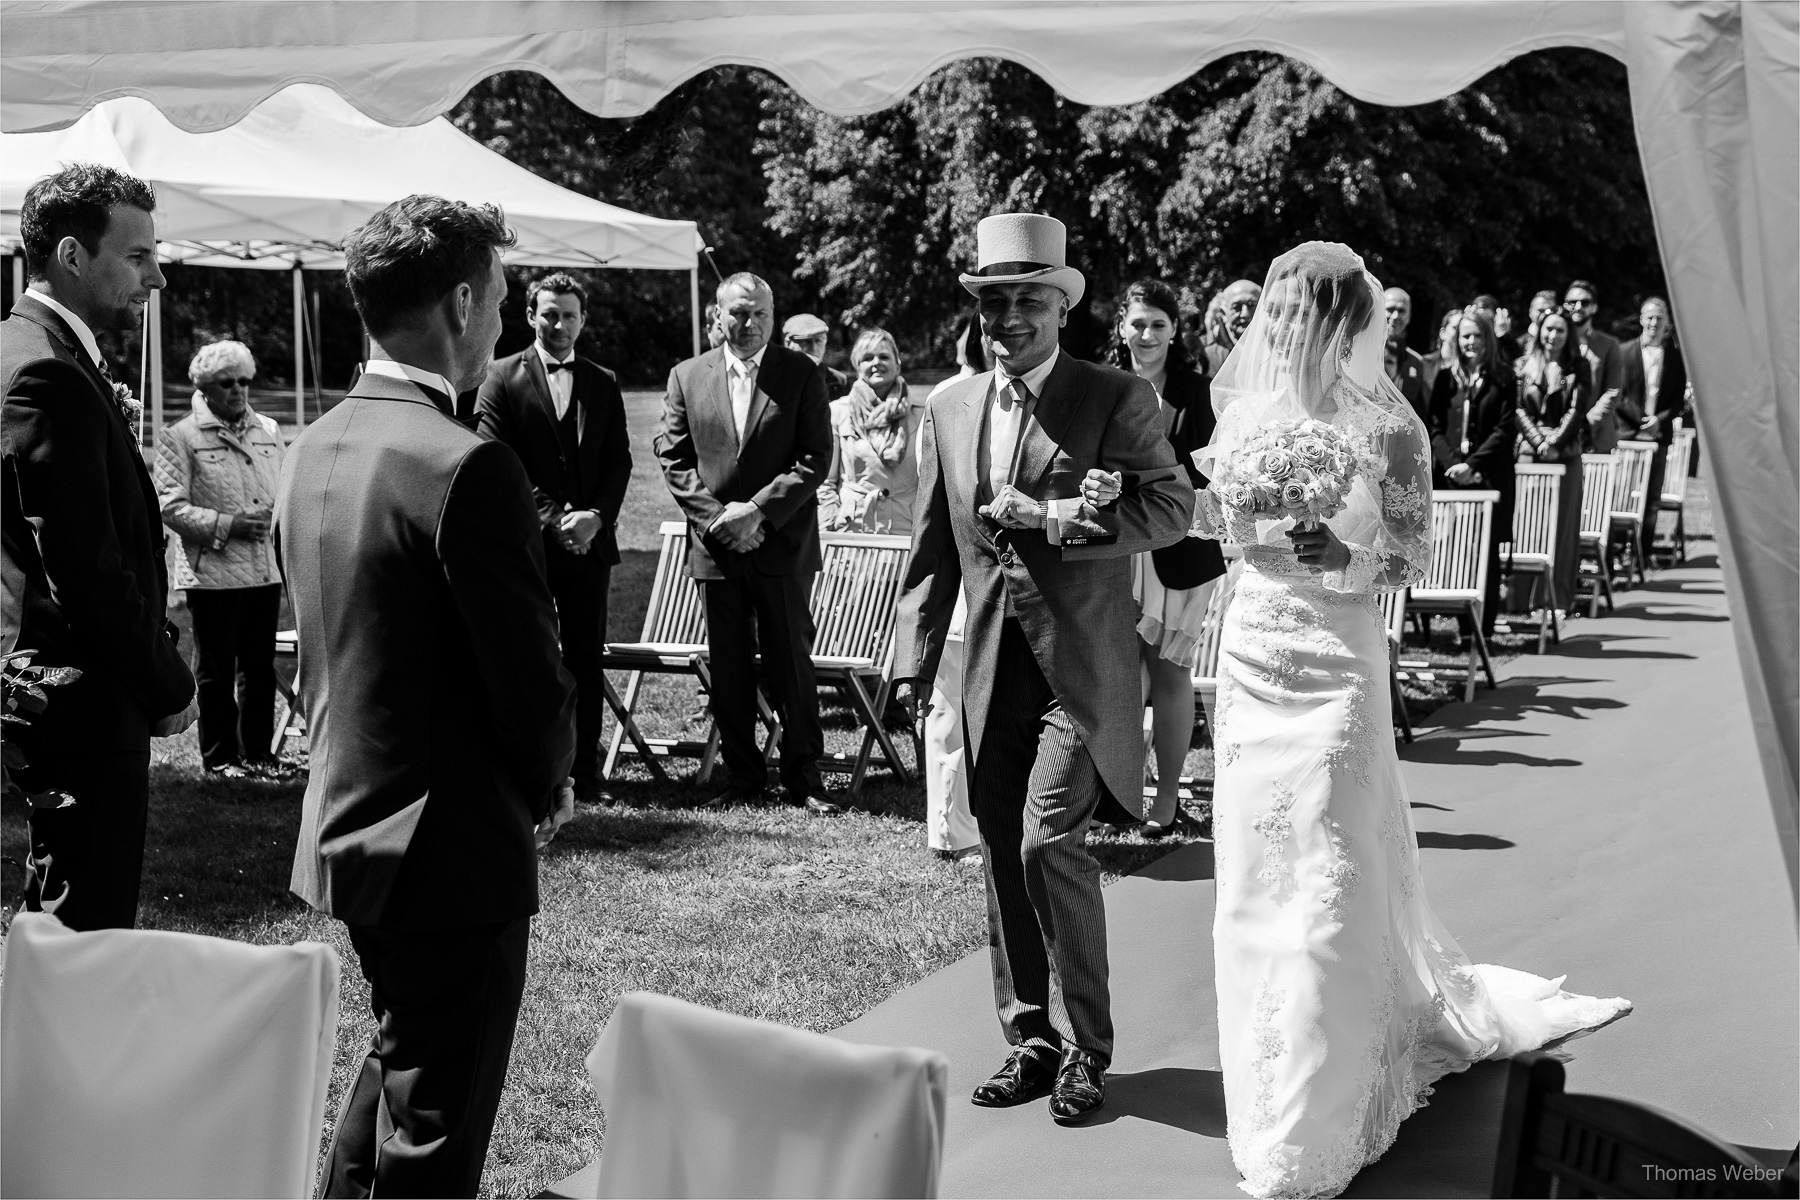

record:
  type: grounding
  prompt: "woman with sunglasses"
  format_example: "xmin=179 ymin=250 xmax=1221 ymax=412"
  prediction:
xmin=153 ymin=340 xmax=291 ymax=778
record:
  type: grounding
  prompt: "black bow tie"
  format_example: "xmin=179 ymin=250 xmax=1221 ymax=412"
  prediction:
xmin=544 ymin=359 xmax=575 ymax=374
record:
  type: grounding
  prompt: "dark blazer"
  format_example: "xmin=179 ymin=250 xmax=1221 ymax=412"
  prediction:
xmin=1150 ymin=367 xmax=1226 ymax=591
xmin=818 ymin=361 xmax=852 ymax=401
xmin=1 ymin=294 xmax=194 ymax=749
xmin=654 ymin=343 xmax=832 ymax=581
xmin=1617 ymin=337 xmax=1686 ymax=446
xmin=475 ymin=346 xmax=633 ymax=567
xmin=275 ymin=370 xmax=576 ymax=929
xmin=893 ymin=354 xmax=1194 ymax=822
xmin=1428 ymin=364 xmax=1519 ymax=541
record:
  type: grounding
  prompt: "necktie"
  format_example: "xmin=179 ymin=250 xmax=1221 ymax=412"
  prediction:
xmin=731 ymin=359 xmax=757 ymax=442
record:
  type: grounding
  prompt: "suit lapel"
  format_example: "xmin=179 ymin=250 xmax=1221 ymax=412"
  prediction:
xmin=1014 ymin=355 xmax=1081 ymax=498
xmin=708 ymin=352 xmax=741 ymax=458
xmin=12 ymin=299 xmax=114 ymax=404
xmin=521 ymin=350 xmax=560 ymax=430
xmin=947 ymin=374 xmax=991 ymax=510
xmin=739 ymin=353 xmax=775 ymax=454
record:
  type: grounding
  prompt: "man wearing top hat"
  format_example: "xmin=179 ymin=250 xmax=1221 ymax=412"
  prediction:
xmin=893 ymin=214 xmax=1194 ymax=1124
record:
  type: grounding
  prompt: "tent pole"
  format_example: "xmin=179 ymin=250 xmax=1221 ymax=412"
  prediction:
xmin=292 ymin=264 xmax=306 ymax=431
xmin=148 ymin=288 xmax=164 ymax=450
xmin=690 ymin=266 xmax=702 ymax=357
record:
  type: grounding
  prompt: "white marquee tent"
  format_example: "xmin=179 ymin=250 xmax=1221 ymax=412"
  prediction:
xmin=0 ymin=82 xmax=703 ymax=433
xmin=1 ymin=0 xmax=1793 ymax=904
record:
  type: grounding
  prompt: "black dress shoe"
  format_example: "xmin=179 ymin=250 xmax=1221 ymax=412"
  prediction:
xmin=802 ymin=791 xmax=845 ymax=817
xmin=574 ymin=781 xmax=615 ymax=806
xmin=971 ymin=1047 xmax=1057 ymax=1108
xmin=1049 ymin=1049 xmax=1106 ymax=1124
xmin=703 ymin=786 xmax=764 ymax=809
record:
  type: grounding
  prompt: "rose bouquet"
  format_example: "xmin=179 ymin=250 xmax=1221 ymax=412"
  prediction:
xmin=1207 ymin=418 xmax=1359 ymax=530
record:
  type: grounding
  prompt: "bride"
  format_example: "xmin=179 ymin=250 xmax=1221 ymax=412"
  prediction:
xmin=1190 ymin=244 xmax=1631 ymax=1199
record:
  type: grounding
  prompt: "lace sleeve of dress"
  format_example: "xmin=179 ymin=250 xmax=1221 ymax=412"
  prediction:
xmin=1190 ymin=485 xmax=1229 ymax=541
xmin=1321 ymin=409 xmax=1434 ymax=594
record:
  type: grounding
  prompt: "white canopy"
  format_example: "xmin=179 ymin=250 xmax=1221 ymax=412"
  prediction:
xmin=0 ymin=83 xmax=699 ymax=271
xmin=1 ymin=1 xmax=1793 ymax=903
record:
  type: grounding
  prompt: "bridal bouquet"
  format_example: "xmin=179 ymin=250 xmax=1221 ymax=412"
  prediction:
xmin=1209 ymin=418 xmax=1359 ymax=530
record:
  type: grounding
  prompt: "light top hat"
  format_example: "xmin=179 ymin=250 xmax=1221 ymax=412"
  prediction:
xmin=959 ymin=213 xmax=1085 ymax=306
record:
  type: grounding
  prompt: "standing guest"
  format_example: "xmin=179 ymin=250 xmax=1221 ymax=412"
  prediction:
xmin=1420 ymin=306 xmax=1463 ymax=400
xmin=1521 ymin=290 xmax=1560 ymax=363
xmin=2 ymin=164 xmax=195 ymax=931
xmin=1564 ymin=279 xmax=1622 ymax=451
xmin=476 ymin=272 xmax=632 ymax=807
xmin=704 ymin=302 xmax=725 ymax=349
xmin=929 ymin=315 xmax=994 ymax=400
xmin=819 ymin=328 xmax=926 ymax=535
xmin=655 ymin=273 xmax=841 ymax=816
xmin=1427 ymin=307 xmax=1518 ymax=638
xmin=1106 ymin=279 xmax=1226 ymax=834
xmin=1205 ymin=278 xmax=1262 ymax=375
xmin=1617 ymin=297 xmax=1686 ymax=537
xmin=154 ymin=340 xmax=289 ymax=779
xmin=1471 ymin=294 xmax=1521 ymax=361
xmin=783 ymin=312 xmax=851 ymax=400
xmin=1516 ymin=309 xmax=1593 ymax=612
xmin=1381 ymin=286 xmax=1430 ymax=423
xmin=276 ymin=195 xmax=577 ymax=1198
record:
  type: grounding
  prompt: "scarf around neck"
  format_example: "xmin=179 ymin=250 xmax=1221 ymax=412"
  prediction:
xmin=847 ymin=376 xmax=910 ymax=466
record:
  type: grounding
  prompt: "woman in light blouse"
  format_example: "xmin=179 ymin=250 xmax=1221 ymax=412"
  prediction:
xmin=818 ymin=328 xmax=927 ymax=536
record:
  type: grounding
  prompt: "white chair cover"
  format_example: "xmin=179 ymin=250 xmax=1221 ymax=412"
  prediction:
xmin=586 ymin=992 xmax=948 ymax=1199
xmin=0 ymin=913 xmax=340 ymax=1199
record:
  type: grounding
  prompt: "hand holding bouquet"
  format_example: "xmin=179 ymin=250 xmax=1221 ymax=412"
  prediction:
xmin=1207 ymin=418 xmax=1359 ymax=530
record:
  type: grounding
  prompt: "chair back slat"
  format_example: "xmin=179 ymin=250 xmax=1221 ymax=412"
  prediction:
xmin=811 ymin=533 xmax=911 ymax=667
xmin=1611 ymin=442 xmax=1656 ymax=520
xmin=1510 ymin=463 xmax=1564 ymax=560
xmin=641 ymin=521 xmax=707 ymax=645
xmin=1418 ymin=491 xmax=1496 ymax=598
xmin=1664 ymin=428 xmax=1697 ymax=504
xmin=1378 ymin=587 xmax=1408 ymax=645
xmin=1190 ymin=565 xmax=1239 ymax=681
xmin=1578 ymin=454 xmax=1617 ymax=539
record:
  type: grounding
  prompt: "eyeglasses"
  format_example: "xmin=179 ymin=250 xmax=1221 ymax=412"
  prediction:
xmin=208 ymin=377 xmax=254 ymax=389
xmin=1563 ymin=298 xmax=1596 ymax=310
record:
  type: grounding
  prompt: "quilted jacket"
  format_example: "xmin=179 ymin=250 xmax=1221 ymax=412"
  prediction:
xmin=153 ymin=393 xmax=285 ymax=590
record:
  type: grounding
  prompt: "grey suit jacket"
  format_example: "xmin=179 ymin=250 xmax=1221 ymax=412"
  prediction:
xmin=892 ymin=354 xmax=1194 ymax=821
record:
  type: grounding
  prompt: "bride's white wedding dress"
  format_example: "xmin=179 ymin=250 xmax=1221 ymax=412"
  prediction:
xmin=1194 ymin=250 xmax=1630 ymax=1200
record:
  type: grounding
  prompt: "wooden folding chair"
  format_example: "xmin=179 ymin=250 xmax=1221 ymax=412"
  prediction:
xmin=601 ymin=521 xmax=778 ymax=784
xmin=807 ymin=532 xmax=915 ymax=798
xmin=1577 ymin=453 xmax=1619 ymax=618
xmin=1657 ymin=423 xmax=1698 ymax=563
xmin=1409 ymin=491 xmax=1499 ymax=703
xmin=1610 ymin=440 xmax=1657 ymax=587
xmin=1377 ymin=587 xmax=1413 ymax=742
xmin=1189 ymin=565 xmax=1238 ymax=737
xmin=1508 ymin=463 xmax=1564 ymax=654
xmin=271 ymin=629 xmax=304 ymax=756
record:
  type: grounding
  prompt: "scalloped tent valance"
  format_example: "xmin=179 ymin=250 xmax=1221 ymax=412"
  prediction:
xmin=0 ymin=0 xmax=1792 ymax=905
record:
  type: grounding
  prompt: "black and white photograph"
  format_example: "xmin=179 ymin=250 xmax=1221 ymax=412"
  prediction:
xmin=0 ymin=3 xmax=1794 ymax=1198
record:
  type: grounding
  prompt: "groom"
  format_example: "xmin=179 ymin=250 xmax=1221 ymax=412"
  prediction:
xmin=894 ymin=214 xmax=1193 ymax=1123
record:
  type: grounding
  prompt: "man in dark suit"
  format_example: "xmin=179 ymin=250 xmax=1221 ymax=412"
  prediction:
xmin=1565 ymin=279 xmax=1623 ymax=451
xmin=1618 ymin=296 xmax=1687 ymax=534
xmin=782 ymin=313 xmax=851 ymax=400
xmin=893 ymin=214 xmax=1193 ymax=1125
xmin=477 ymin=272 xmax=631 ymax=805
xmin=1382 ymin=286 xmax=1430 ymax=424
xmin=654 ymin=272 xmax=839 ymax=815
xmin=2 ymin=164 xmax=196 ymax=931
xmin=275 ymin=195 xmax=577 ymax=1198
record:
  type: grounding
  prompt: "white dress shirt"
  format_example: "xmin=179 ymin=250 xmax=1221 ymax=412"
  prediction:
xmin=1641 ymin=343 xmax=1665 ymax=418
xmin=22 ymin=289 xmax=104 ymax=373
xmin=724 ymin=344 xmax=767 ymax=444
xmin=982 ymin=347 xmax=1060 ymax=499
xmin=536 ymin=342 xmax=577 ymax=420
xmin=360 ymin=358 xmax=455 ymax=405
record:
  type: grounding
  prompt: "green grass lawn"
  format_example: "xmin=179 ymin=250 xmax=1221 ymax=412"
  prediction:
xmin=0 ymin=388 xmax=1713 ymax=1197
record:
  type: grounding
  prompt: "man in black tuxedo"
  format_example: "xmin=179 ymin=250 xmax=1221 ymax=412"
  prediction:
xmin=1 ymin=164 xmax=196 ymax=931
xmin=275 ymin=195 xmax=577 ymax=1198
xmin=477 ymin=272 xmax=631 ymax=805
xmin=655 ymin=272 xmax=840 ymax=815
xmin=1618 ymin=296 xmax=1687 ymax=534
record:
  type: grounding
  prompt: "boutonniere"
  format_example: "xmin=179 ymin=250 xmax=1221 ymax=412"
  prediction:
xmin=112 ymin=381 xmax=143 ymax=426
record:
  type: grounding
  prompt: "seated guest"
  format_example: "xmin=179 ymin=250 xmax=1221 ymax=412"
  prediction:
xmin=655 ymin=272 xmax=841 ymax=816
xmin=1382 ymin=286 xmax=1429 ymax=423
xmin=153 ymin=340 xmax=289 ymax=778
xmin=784 ymin=312 xmax=851 ymax=399
xmin=476 ymin=271 xmax=632 ymax=806
xmin=1428 ymin=308 xmax=1518 ymax=638
xmin=1617 ymin=297 xmax=1686 ymax=533
xmin=1205 ymin=278 xmax=1261 ymax=375
xmin=1516 ymin=309 xmax=1593 ymax=612
xmin=1107 ymin=279 xmax=1226 ymax=835
xmin=819 ymin=328 xmax=926 ymax=536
